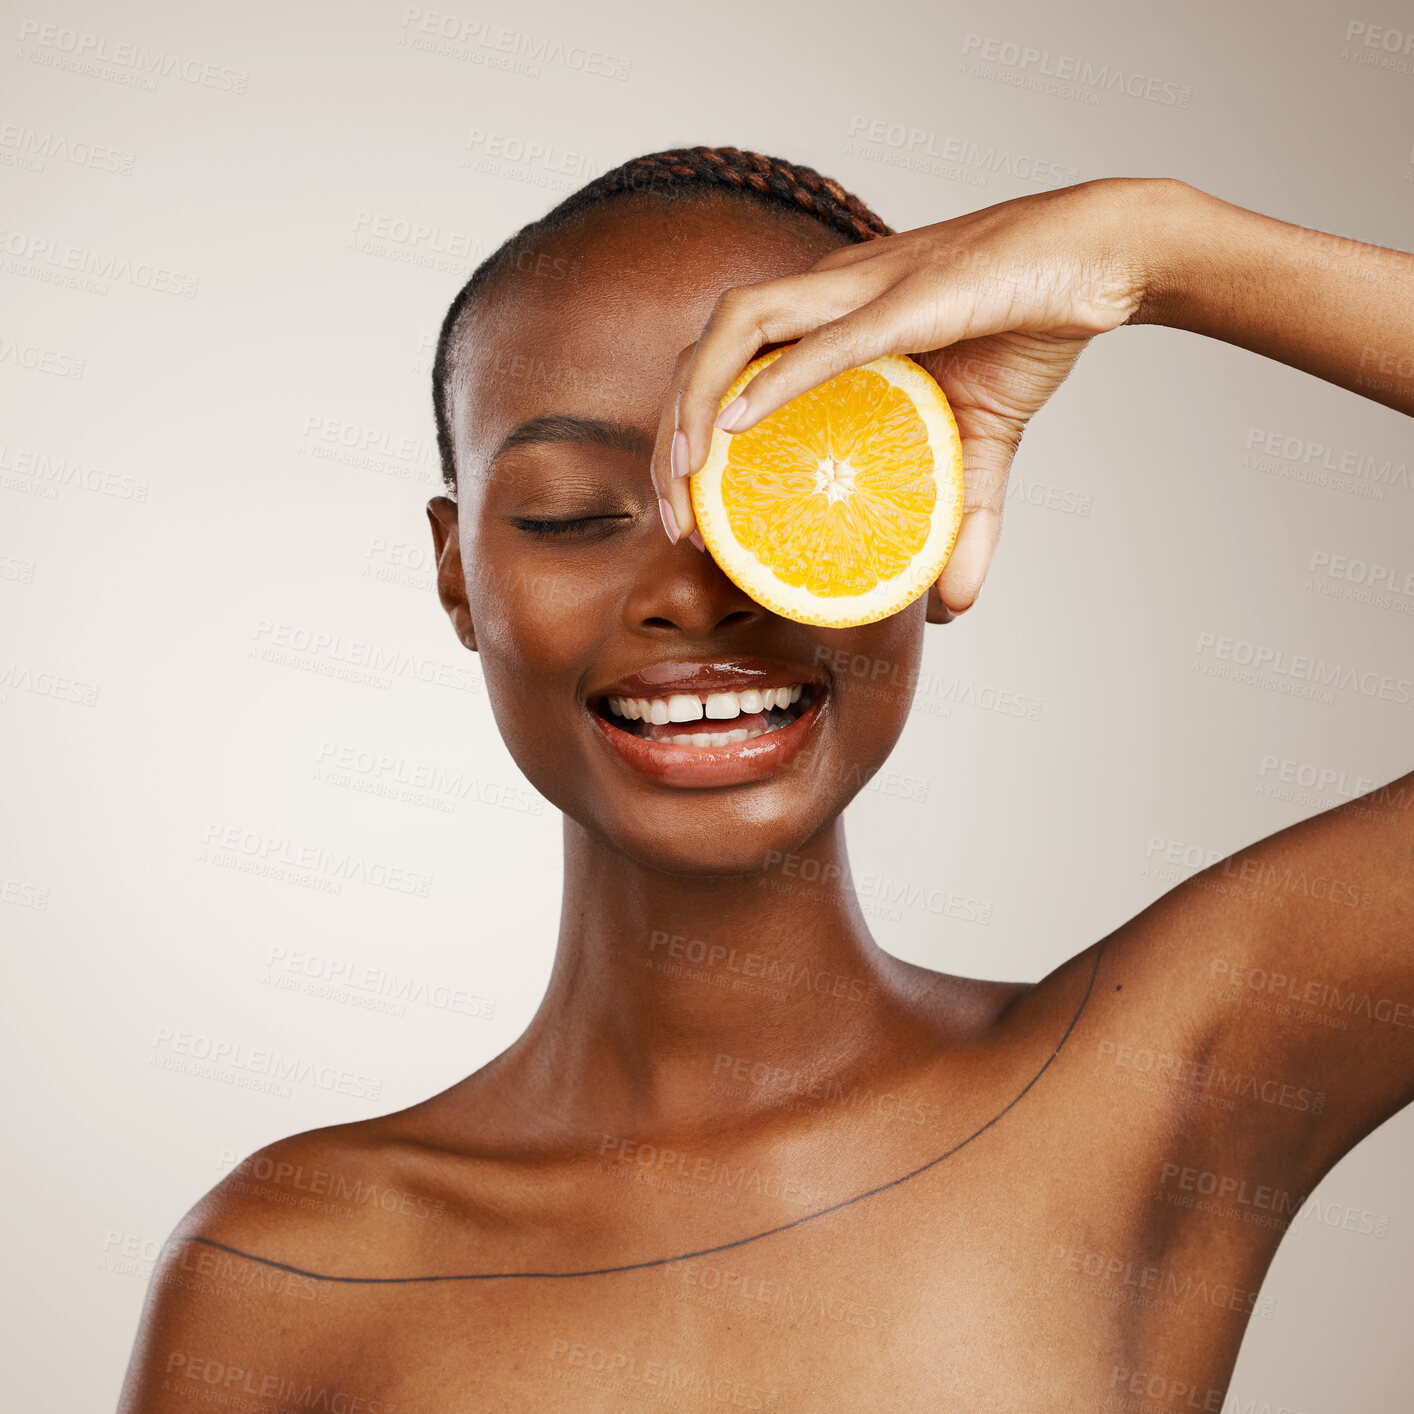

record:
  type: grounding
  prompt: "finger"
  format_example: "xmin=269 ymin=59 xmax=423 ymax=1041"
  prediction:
xmin=674 ymin=263 xmax=898 ymax=473
xmin=934 ymin=414 xmax=1022 ymax=615
xmin=715 ymin=282 xmax=946 ymax=436
xmin=808 ymin=232 xmax=897 ymax=273
xmin=651 ymin=344 xmax=699 ymax=544
xmin=937 ymin=507 xmax=1001 ymax=615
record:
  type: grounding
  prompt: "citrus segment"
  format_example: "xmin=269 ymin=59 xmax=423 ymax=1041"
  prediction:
xmin=690 ymin=349 xmax=965 ymax=627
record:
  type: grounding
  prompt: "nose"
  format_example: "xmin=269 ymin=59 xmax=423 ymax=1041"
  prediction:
xmin=621 ymin=532 xmax=767 ymax=638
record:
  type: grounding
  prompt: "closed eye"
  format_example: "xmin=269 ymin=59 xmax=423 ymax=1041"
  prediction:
xmin=511 ymin=515 xmax=630 ymax=538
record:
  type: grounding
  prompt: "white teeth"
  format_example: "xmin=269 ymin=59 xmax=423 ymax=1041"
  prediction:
xmin=666 ymin=694 xmax=704 ymax=723
xmin=663 ymin=727 xmax=762 ymax=746
xmin=704 ymin=692 xmax=739 ymax=720
xmin=605 ymin=683 xmax=810 ymax=730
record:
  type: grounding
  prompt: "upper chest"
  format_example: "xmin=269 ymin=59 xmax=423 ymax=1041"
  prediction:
xmin=314 ymin=1076 xmax=1274 ymax=1413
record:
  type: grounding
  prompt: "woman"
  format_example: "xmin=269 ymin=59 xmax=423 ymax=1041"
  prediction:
xmin=120 ymin=148 xmax=1412 ymax=1410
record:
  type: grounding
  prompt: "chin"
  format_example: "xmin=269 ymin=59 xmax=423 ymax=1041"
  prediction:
xmin=586 ymin=800 xmax=844 ymax=881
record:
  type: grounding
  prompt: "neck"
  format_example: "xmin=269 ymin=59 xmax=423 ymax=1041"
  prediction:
xmin=504 ymin=814 xmax=913 ymax=1136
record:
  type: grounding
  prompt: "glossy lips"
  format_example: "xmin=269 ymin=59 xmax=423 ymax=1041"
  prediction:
xmin=587 ymin=658 xmax=827 ymax=788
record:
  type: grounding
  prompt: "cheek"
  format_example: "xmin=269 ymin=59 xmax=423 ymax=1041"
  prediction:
xmin=466 ymin=550 xmax=619 ymax=795
xmin=826 ymin=609 xmax=925 ymax=751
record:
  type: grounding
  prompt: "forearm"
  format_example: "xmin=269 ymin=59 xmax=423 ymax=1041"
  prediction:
xmin=1131 ymin=179 xmax=1414 ymax=417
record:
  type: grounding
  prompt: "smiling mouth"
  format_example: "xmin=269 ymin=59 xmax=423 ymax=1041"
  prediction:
xmin=591 ymin=683 xmax=819 ymax=748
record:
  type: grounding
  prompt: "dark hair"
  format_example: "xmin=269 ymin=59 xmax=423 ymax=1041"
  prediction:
xmin=431 ymin=146 xmax=893 ymax=496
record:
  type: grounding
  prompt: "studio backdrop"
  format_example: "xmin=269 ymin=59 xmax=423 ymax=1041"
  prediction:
xmin=1 ymin=0 xmax=1411 ymax=1408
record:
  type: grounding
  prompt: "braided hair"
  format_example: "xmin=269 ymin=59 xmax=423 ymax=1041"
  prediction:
xmin=432 ymin=146 xmax=892 ymax=495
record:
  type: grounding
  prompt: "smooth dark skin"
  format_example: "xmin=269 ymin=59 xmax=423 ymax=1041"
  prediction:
xmin=120 ymin=188 xmax=1413 ymax=1411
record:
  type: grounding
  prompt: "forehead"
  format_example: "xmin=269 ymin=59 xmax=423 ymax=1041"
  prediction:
xmin=449 ymin=196 xmax=847 ymax=487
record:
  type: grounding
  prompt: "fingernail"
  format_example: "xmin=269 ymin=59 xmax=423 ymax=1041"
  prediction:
xmin=658 ymin=495 xmax=680 ymax=544
xmin=714 ymin=396 xmax=748 ymax=432
xmin=687 ymin=529 xmax=705 ymax=552
xmin=670 ymin=429 xmax=691 ymax=480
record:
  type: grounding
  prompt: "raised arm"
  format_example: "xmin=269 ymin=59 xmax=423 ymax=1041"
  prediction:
xmin=648 ymin=175 xmax=1414 ymax=1177
xmin=1133 ymin=180 xmax=1414 ymax=417
xmin=650 ymin=177 xmax=1414 ymax=615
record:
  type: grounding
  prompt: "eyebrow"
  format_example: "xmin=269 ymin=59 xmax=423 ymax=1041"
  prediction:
xmin=488 ymin=415 xmax=654 ymax=469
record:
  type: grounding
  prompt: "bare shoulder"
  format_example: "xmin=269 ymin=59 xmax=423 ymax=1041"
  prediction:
xmin=117 ymin=1113 xmax=475 ymax=1412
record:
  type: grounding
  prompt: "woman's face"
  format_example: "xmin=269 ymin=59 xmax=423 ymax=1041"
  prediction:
xmin=431 ymin=195 xmax=926 ymax=876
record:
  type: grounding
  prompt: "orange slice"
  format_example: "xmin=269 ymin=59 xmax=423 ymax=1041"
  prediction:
xmin=690 ymin=348 xmax=965 ymax=627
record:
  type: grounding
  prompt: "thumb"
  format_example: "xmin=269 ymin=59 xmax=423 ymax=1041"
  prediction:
xmin=933 ymin=411 xmax=1023 ymax=618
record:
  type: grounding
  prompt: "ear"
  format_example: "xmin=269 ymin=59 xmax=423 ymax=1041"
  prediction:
xmin=426 ymin=496 xmax=477 ymax=652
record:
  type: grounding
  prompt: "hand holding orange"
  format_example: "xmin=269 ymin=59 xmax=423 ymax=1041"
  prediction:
xmin=653 ymin=183 xmax=1155 ymax=617
xmin=688 ymin=347 xmax=965 ymax=627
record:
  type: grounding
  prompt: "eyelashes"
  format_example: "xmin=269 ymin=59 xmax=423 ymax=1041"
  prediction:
xmin=511 ymin=515 xmax=630 ymax=539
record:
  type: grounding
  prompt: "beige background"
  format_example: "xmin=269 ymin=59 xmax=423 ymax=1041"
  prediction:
xmin=2 ymin=0 xmax=1412 ymax=1406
